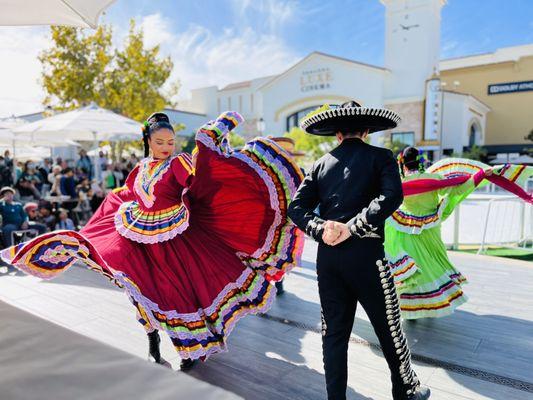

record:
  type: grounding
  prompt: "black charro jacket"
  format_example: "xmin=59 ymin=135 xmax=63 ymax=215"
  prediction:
xmin=287 ymin=138 xmax=403 ymax=243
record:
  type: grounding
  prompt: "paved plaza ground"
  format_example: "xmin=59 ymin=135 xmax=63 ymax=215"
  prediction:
xmin=0 ymin=238 xmax=532 ymax=399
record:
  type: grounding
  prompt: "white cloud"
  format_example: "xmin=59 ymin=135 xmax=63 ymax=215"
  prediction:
xmin=138 ymin=13 xmax=299 ymax=102
xmin=139 ymin=13 xmax=173 ymax=48
xmin=231 ymin=0 xmax=299 ymax=33
xmin=0 ymin=26 xmax=50 ymax=118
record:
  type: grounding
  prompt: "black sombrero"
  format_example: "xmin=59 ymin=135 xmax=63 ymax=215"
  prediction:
xmin=299 ymin=100 xmax=401 ymax=136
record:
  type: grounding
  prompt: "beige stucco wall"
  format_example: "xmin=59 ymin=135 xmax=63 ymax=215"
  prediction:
xmin=440 ymin=55 xmax=533 ymax=146
xmin=383 ymin=100 xmax=425 ymax=144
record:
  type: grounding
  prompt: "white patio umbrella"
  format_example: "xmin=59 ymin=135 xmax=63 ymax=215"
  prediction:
xmin=0 ymin=127 xmax=80 ymax=148
xmin=1 ymin=116 xmax=80 ymax=181
xmin=0 ymin=0 xmax=115 ymax=28
xmin=0 ymin=116 xmax=80 ymax=151
xmin=0 ymin=145 xmax=51 ymax=162
xmin=14 ymin=103 xmax=142 ymax=179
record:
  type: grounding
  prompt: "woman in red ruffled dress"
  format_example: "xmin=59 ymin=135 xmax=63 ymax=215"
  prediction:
xmin=1 ymin=111 xmax=304 ymax=370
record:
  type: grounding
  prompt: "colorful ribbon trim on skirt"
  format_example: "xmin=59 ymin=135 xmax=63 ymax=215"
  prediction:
xmin=398 ymin=271 xmax=468 ymax=319
xmin=386 ymin=252 xmax=419 ymax=284
xmin=114 ymin=201 xmax=189 ymax=244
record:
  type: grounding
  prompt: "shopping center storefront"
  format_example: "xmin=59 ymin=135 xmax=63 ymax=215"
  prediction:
xmin=139 ymin=0 xmax=532 ymax=160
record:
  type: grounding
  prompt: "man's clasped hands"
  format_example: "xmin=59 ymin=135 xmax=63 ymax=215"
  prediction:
xmin=321 ymin=221 xmax=352 ymax=246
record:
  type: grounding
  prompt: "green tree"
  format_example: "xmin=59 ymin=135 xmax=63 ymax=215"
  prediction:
xmin=39 ymin=26 xmax=113 ymax=111
xmin=379 ymin=135 xmax=408 ymax=156
xmin=284 ymin=127 xmax=336 ymax=160
xmin=104 ymin=20 xmax=175 ymax=121
xmin=40 ymin=21 xmax=176 ymax=120
xmin=461 ymin=144 xmax=487 ymax=161
xmin=39 ymin=21 xmax=180 ymax=160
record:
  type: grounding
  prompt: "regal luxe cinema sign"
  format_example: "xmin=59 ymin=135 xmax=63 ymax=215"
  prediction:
xmin=300 ymin=67 xmax=333 ymax=92
xmin=488 ymin=80 xmax=533 ymax=95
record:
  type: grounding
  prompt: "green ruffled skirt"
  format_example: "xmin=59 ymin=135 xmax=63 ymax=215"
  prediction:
xmin=385 ymin=224 xmax=467 ymax=319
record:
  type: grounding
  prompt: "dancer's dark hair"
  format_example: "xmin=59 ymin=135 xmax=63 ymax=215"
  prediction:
xmin=398 ymin=146 xmax=425 ymax=177
xmin=142 ymin=113 xmax=174 ymax=157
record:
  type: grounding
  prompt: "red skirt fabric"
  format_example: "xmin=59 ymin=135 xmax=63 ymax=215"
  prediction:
xmin=1 ymin=112 xmax=304 ymax=359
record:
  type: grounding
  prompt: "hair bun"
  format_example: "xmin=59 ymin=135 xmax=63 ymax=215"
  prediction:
xmin=402 ymin=146 xmax=419 ymax=163
xmin=147 ymin=112 xmax=170 ymax=125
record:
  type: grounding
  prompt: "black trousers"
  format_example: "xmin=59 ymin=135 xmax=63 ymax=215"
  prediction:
xmin=316 ymin=238 xmax=419 ymax=400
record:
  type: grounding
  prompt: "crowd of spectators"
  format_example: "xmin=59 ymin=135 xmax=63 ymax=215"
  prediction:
xmin=0 ymin=149 xmax=140 ymax=249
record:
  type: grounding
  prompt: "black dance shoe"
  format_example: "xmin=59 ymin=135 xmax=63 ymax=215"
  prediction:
xmin=147 ymin=330 xmax=171 ymax=368
xmin=407 ymin=386 xmax=431 ymax=400
xmin=180 ymin=358 xmax=196 ymax=371
xmin=275 ymin=280 xmax=285 ymax=296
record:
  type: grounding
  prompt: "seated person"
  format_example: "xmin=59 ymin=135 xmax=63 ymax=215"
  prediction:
xmin=37 ymin=201 xmax=56 ymax=232
xmin=48 ymin=165 xmax=63 ymax=196
xmin=59 ymin=168 xmax=77 ymax=198
xmin=17 ymin=161 xmax=43 ymax=199
xmin=76 ymin=178 xmax=92 ymax=223
xmin=16 ymin=177 xmax=41 ymax=200
xmin=102 ymin=164 xmax=119 ymax=192
xmin=55 ymin=208 xmax=75 ymax=231
xmin=0 ymin=156 xmax=13 ymax=187
xmin=90 ymin=182 xmax=105 ymax=212
xmin=23 ymin=202 xmax=48 ymax=234
xmin=0 ymin=187 xmax=31 ymax=247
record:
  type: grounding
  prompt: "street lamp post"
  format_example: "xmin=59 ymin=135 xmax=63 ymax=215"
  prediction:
xmin=256 ymin=118 xmax=266 ymax=136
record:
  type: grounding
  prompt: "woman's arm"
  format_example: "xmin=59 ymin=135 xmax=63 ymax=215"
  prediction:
xmin=171 ymin=154 xmax=194 ymax=187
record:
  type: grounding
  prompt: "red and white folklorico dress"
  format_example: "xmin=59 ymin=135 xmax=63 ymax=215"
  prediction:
xmin=1 ymin=112 xmax=305 ymax=360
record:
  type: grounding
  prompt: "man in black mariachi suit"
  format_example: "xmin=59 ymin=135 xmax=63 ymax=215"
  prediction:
xmin=288 ymin=101 xmax=430 ymax=400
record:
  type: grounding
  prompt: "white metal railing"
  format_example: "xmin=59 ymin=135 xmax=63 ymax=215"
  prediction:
xmin=442 ymin=193 xmax=532 ymax=253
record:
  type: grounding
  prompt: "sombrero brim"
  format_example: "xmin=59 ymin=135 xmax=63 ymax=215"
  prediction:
xmin=300 ymin=107 xmax=401 ymax=136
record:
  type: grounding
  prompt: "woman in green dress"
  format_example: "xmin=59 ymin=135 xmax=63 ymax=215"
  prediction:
xmin=384 ymin=147 xmax=491 ymax=319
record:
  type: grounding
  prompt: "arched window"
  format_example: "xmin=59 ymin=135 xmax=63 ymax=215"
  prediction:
xmin=286 ymin=104 xmax=339 ymax=132
xmin=469 ymin=124 xmax=476 ymax=147
xmin=286 ymin=106 xmax=321 ymax=132
xmin=468 ymin=121 xmax=482 ymax=147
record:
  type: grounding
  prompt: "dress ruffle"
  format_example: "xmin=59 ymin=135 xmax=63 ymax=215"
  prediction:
xmin=386 ymin=252 xmax=419 ymax=284
xmin=0 ymin=231 xmax=117 ymax=285
xmin=114 ymin=201 xmax=189 ymax=244
xmin=121 ymin=267 xmax=275 ymax=359
xmin=398 ymin=271 xmax=468 ymax=319
xmin=388 ymin=197 xmax=448 ymax=234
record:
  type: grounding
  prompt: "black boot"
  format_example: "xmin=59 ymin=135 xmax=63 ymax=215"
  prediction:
xmin=394 ymin=385 xmax=431 ymax=400
xmin=275 ymin=280 xmax=285 ymax=296
xmin=147 ymin=330 xmax=170 ymax=368
xmin=180 ymin=358 xmax=196 ymax=371
xmin=408 ymin=386 xmax=430 ymax=400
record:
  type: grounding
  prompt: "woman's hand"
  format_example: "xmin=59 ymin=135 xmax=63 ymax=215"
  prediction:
xmin=484 ymin=167 xmax=494 ymax=176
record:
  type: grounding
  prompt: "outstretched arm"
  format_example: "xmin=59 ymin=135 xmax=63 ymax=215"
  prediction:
xmin=195 ymin=111 xmax=243 ymax=156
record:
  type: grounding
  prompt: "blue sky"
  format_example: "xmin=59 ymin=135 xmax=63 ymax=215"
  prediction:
xmin=1 ymin=0 xmax=532 ymax=117
xmin=103 ymin=0 xmax=533 ymax=65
